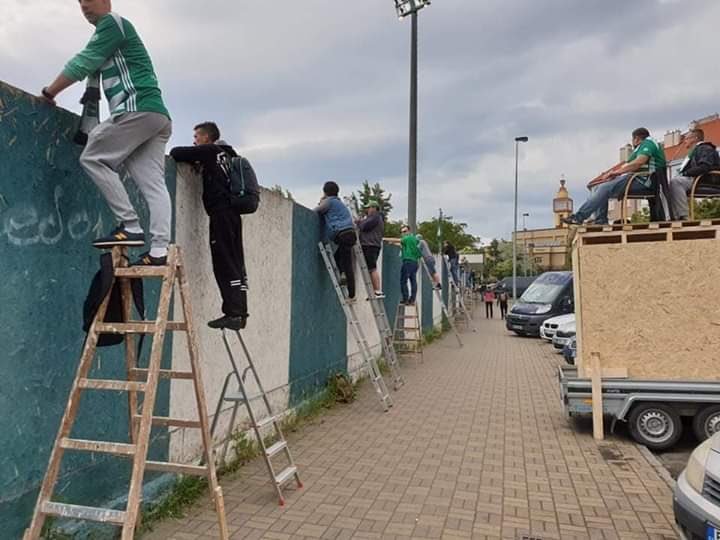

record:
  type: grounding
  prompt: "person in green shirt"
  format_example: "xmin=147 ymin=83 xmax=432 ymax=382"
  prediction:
xmin=40 ymin=0 xmax=172 ymax=265
xmin=399 ymin=225 xmax=422 ymax=305
xmin=563 ymin=127 xmax=667 ymax=225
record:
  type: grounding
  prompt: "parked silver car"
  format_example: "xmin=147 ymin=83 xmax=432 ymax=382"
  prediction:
xmin=674 ymin=432 xmax=720 ymax=539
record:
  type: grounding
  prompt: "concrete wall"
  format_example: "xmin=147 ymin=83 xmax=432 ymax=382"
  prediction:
xmin=1 ymin=81 xmax=448 ymax=538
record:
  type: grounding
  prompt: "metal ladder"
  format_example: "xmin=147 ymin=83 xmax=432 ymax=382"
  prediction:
xmin=24 ymin=246 xmax=229 ymax=540
xmin=318 ymin=242 xmax=393 ymax=411
xmin=344 ymin=198 xmax=404 ymax=390
xmin=209 ymin=330 xmax=302 ymax=506
xmin=442 ymin=256 xmax=475 ymax=331
xmin=392 ymin=302 xmax=423 ymax=363
xmin=419 ymin=258 xmax=463 ymax=347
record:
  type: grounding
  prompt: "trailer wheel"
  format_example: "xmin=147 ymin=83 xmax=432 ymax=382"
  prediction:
xmin=628 ymin=403 xmax=682 ymax=450
xmin=693 ymin=405 xmax=720 ymax=441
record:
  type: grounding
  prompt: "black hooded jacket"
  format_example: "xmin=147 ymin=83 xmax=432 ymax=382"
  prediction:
xmin=681 ymin=141 xmax=720 ymax=178
xmin=170 ymin=140 xmax=237 ymax=214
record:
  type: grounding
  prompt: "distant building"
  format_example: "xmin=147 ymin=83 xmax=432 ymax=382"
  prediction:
xmin=514 ymin=178 xmax=573 ymax=272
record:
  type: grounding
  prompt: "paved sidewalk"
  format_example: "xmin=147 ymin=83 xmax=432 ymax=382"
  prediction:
xmin=145 ymin=316 xmax=679 ymax=540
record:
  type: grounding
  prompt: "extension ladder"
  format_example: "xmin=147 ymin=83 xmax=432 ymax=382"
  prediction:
xmin=442 ymin=256 xmax=475 ymax=331
xmin=318 ymin=242 xmax=393 ymax=411
xmin=209 ymin=330 xmax=302 ymax=505
xmin=419 ymin=258 xmax=463 ymax=347
xmin=392 ymin=302 xmax=423 ymax=363
xmin=25 ymin=246 xmax=228 ymax=540
xmin=344 ymin=197 xmax=404 ymax=390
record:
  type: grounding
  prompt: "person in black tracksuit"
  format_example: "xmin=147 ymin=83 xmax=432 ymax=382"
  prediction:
xmin=170 ymin=122 xmax=256 ymax=330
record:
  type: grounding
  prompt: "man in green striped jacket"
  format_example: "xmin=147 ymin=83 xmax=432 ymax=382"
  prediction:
xmin=40 ymin=0 xmax=172 ymax=265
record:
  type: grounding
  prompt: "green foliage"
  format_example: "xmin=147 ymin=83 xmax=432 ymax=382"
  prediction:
xmin=357 ymin=180 xmax=393 ymax=218
xmin=417 ymin=216 xmax=476 ymax=253
xmin=694 ymin=199 xmax=720 ymax=219
xmin=630 ymin=207 xmax=650 ymax=223
xmin=384 ymin=220 xmax=404 ymax=238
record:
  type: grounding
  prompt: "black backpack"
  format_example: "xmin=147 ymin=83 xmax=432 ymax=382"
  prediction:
xmin=217 ymin=153 xmax=261 ymax=214
xmin=83 ymin=253 xmax=145 ymax=347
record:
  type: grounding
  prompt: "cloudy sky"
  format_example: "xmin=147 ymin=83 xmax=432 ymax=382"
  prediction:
xmin=2 ymin=0 xmax=718 ymax=239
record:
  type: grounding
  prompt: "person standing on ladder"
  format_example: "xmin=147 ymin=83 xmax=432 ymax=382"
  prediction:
xmin=399 ymin=226 xmax=422 ymax=306
xmin=170 ymin=122 xmax=256 ymax=330
xmin=315 ymin=181 xmax=357 ymax=302
xmin=356 ymin=200 xmax=385 ymax=298
xmin=443 ymin=241 xmax=460 ymax=284
xmin=40 ymin=0 xmax=172 ymax=265
xmin=417 ymin=234 xmax=441 ymax=290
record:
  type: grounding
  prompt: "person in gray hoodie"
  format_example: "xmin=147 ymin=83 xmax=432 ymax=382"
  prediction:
xmin=356 ymin=200 xmax=385 ymax=297
xmin=668 ymin=128 xmax=720 ymax=220
xmin=417 ymin=234 xmax=441 ymax=290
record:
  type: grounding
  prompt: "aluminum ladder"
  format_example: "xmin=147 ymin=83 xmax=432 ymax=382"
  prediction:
xmin=318 ymin=241 xmax=393 ymax=411
xmin=419 ymin=258 xmax=463 ymax=347
xmin=209 ymin=330 xmax=302 ymax=506
xmin=443 ymin=256 xmax=475 ymax=332
xmin=344 ymin=197 xmax=404 ymax=390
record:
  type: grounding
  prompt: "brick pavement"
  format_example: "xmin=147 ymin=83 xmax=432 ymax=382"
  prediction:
xmin=144 ymin=315 xmax=679 ymax=540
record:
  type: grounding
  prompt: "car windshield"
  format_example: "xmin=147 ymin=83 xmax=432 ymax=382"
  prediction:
xmin=520 ymin=273 xmax=570 ymax=304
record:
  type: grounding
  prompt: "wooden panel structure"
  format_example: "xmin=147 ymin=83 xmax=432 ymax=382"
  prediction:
xmin=574 ymin=221 xmax=720 ymax=381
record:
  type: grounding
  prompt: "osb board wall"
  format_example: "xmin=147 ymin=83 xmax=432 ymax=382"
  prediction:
xmin=575 ymin=238 xmax=720 ymax=380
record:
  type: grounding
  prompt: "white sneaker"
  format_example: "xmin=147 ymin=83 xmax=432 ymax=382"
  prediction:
xmin=374 ymin=291 xmax=386 ymax=299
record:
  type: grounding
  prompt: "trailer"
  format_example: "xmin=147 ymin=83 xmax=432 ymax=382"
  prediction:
xmin=558 ymin=365 xmax=720 ymax=450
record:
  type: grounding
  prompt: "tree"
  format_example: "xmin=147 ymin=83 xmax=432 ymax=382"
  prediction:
xmin=417 ymin=216 xmax=476 ymax=253
xmin=357 ymin=181 xmax=393 ymax=218
xmin=384 ymin=220 xmax=404 ymax=238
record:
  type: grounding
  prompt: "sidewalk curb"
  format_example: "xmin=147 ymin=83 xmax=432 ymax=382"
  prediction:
xmin=636 ymin=443 xmax=683 ymax=538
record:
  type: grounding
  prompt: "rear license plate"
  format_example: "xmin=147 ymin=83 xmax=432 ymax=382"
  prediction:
xmin=511 ymin=325 xmax=524 ymax=330
xmin=707 ymin=524 xmax=720 ymax=540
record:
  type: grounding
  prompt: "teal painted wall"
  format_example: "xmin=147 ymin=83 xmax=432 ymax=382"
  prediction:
xmin=0 ymin=82 xmax=173 ymax=538
xmin=382 ymin=244 xmax=402 ymax=330
xmin=288 ymin=205 xmax=347 ymax=405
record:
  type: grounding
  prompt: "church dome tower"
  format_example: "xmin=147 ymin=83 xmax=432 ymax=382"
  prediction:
xmin=553 ymin=176 xmax=573 ymax=228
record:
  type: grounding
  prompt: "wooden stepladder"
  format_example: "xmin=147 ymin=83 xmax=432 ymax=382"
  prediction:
xmin=25 ymin=245 xmax=228 ymax=540
xmin=392 ymin=303 xmax=423 ymax=364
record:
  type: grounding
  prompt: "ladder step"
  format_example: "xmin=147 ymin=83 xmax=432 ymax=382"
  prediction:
xmin=145 ymin=460 xmax=208 ymax=476
xmin=131 ymin=368 xmax=194 ymax=380
xmin=265 ymin=440 xmax=288 ymax=458
xmin=60 ymin=438 xmax=136 ymax=456
xmin=114 ymin=266 xmax=170 ymax=278
xmin=132 ymin=415 xmax=201 ymax=428
xmin=274 ymin=465 xmax=298 ymax=485
xmin=41 ymin=501 xmax=126 ymax=524
xmin=79 ymin=379 xmax=147 ymax=392
xmin=95 ymin=322 xmax=157 ymax=334
xmin=255 ymin=415 xmax=278 ymax=429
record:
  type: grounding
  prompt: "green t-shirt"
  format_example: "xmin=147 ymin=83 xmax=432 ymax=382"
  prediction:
xmin=400 ymin=234 xmax=422 ymax=261
xmin=63 ymin=13 xmax=169 ymax=119
xmin=628 ymin=137 xmax=666 ymax=172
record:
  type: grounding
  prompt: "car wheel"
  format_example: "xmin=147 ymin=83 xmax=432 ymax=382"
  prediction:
xmin=693 ymin=405 xmax=720 ymax=441
xmin=628 ymin=403 xmax=682 ymax=451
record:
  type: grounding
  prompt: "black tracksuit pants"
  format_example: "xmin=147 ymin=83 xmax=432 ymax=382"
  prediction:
xmin=209 ymin=209 xmax=248 ymax=318
xmin=334 ymin=229 xmax=357 ymax=299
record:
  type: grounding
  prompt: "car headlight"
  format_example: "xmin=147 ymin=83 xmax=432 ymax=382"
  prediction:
xmin=686 ymin=438 xmax=713 ymax=493
xmin=535 ymin=304 xmax=552 ymax=314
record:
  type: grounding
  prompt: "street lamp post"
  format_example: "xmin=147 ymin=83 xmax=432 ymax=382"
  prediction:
xmin=393 ymin=0 xmax=430 ymax=233
xmin=522 ymin=212 xmax=529 ymax=277
xmin=513 ymin=136 xmax=529 ymax=300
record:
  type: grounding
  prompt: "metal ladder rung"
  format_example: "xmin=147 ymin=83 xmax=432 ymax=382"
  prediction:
xmin=60 ymin=438 xmax=136 ymax=456
xmin=79 ymin=378 xmax=146 ymax=392
xmin=130 ymin=368 xmax=194 ymax=380
xmin=274 ymin=466 xmax=298 ymax=485
xmin=255 ymin=415 xmax=278 ymax=429
xmin=145 ymin=460 xmax=208 ymax=476
xmin=132 ymin=415 xmax=201 ymax=428
xmin=265 ymin=440 xmax=288 ymax=458
xmin=41 ymin=501 xmax=126 ymax=524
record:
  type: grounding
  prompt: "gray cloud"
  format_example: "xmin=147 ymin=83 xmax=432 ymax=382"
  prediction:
xmin=2 ymin=0 xmax=718 ymax=239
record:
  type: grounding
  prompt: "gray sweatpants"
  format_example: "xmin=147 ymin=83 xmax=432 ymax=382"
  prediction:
xmin=668 ymin=176 xmax=693 ymax=220
xmin=80 ymin=112 xmax=172 ymax=249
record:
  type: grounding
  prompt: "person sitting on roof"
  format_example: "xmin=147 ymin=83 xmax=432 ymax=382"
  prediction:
xmin=563 ymin=128 xmax=667 ymax=225
xmin=667 ymin=128 xmax=720 ymax=221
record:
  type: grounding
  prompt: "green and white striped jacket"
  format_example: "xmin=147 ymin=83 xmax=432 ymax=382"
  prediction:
xmin=63 ymin=13 xmax=170 ymax=119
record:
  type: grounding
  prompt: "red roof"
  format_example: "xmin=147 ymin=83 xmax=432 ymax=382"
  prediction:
xmin=585 ymin=117 xmax=720 ymax=189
